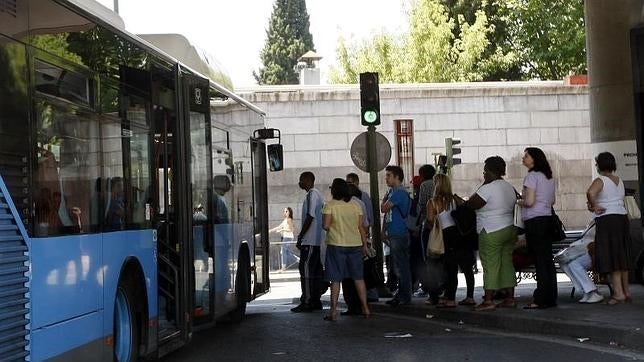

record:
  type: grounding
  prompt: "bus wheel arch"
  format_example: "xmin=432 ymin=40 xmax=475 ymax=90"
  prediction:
xmin=229 ymin=244 xmax=251 ymax=322
xmin=114 ymin=259 xmax=149 ymax=361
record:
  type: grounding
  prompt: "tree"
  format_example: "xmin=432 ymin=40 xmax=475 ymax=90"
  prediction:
xmin=440 ymin=0 xmax=521 ymax=80
xmin=254 ymin=0 xmax=315 ymax=85
xmin=507 ymin=0 xmax=586 ymax=80
xmin=330 ymin=0 xmax=493 ymax=83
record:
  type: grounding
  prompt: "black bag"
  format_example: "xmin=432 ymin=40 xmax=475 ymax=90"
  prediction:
xmin=424 ymin=256 xmax=445 ymax=293
xmin=551 ymin=208 xmax=566 ymax=242
xmin=363 ymin=257 xmax=384 ymax=289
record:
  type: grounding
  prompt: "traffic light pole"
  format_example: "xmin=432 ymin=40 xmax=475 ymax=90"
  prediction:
xmin=366 ymin=125 xmax=384 ymax=283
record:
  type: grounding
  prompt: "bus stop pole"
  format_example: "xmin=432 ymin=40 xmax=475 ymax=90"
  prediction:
xmin=366 ymin=125 xmax=384 ymax=289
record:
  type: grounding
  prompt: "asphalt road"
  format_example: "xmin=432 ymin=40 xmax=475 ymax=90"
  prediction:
xmin=162 ymin=296 xmax=644 ymax=362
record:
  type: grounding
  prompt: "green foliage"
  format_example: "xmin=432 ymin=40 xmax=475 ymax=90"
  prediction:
xmin=331 ymin=0 xmax=495 ymax=83
xmin=507 ymin=0 xmax=586 ymax=80
xmin=29 ymin=34 xmax=84 ymax=64
xmin=255 ymin=0 xmax=315 ymax=85
xmin=330 ymin=0 xmax=585 ymax=83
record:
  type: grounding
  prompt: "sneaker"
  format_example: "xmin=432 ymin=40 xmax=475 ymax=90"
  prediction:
xmin=584 ymin=292 xmax=604 ymax=304
xmin=290 ymin=304 xmax=313 ymax=313
xmin=385 ymin=298 xmax=399 ymax=306
xmin=578 ymin=293 xmax=590 ymax=303
xmin=413 ymin=289 xmax=428 ymax=298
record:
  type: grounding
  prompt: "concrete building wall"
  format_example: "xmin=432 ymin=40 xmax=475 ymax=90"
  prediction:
xmin=240 ymin=82 xmax=592 ymax=232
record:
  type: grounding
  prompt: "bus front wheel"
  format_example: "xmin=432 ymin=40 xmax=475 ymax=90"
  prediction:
xmin=114 ymin=278 xmax=140 ymax=361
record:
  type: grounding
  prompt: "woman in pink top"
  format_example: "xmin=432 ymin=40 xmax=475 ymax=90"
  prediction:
xmin=519 ymin=147 xmax=557 ymax=309
xmin=586 ymin=152 xmax=632 ymax=305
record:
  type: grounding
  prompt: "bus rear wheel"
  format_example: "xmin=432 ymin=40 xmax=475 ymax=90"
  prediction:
xmin=114 ymin=279 xmax=140 ymax=361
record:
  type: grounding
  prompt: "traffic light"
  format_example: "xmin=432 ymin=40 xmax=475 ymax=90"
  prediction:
xmin=360 ymin=72 xmax=380 ymax=126
xmin=445 ymin=137 xmax=461 ymax=170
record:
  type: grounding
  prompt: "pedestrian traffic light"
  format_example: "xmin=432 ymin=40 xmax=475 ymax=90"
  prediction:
xmin=445 ymin=137 xmax=461 ymax=169
xmin=360 ymin=72 xmax=380 ymax=126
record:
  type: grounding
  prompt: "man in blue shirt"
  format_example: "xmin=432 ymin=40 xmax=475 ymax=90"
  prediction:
xmin=291 ymin=171 xmax=325 ymax=312
xmin=381 ymin=165 xmax=412 ymax=306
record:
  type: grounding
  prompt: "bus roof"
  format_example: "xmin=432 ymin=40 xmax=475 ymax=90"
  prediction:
xmin=59 ymin=0 xmax=265 ymax=116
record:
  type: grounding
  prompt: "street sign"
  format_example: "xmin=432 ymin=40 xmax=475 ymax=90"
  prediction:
xmin=350 ymin=131 xmax=391 ymax=172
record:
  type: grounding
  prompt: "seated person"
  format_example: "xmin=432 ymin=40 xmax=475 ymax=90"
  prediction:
xmin=558 ymin=221 xmax=603 ymax=304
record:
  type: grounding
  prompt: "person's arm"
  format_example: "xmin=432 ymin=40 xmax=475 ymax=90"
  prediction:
xmin=586 ymin=178 xmax=606 ymax=214
xmin=358 ymin=214 xmax=368 ymax=255
xmin=520 ymin=186 xmax=536 ymax=208
xmin=466 ymin=193 xmax=487 ymax=210
xmin=381 ymin=189 xmax=397 ymax=213
xmin=298 ymin=215 xmax=314 ymax=248
xmin=269 ymin=218 xmax=286 ymax=233
xmin=426 ymin=199 xmax=437 ymax=224
xmin=322 ymin=214 xmax=332 ymax=231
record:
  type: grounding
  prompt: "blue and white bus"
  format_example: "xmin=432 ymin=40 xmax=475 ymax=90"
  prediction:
xmin=0 ymin=0 xmax=273 ymax=360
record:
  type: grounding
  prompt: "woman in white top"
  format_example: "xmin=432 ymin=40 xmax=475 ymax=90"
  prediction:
xmin=269 ymin=207 xmax=296 ymax=270
xmin=427 ymin=174 xmax=473 ymax=307
xmin=467 ymin=156 xmax=518 ymax=311
xmin=586 ymin=152 xmax=633 ymax=305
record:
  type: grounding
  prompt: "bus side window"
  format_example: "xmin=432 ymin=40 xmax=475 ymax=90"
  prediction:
xmin=33 ymin=100 xmax=99 ymax=237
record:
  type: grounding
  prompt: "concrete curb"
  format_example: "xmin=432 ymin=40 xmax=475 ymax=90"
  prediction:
xmin=367 ymin=302 xmax=644 ymax=351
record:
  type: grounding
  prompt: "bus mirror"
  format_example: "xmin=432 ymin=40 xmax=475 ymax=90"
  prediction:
xmin=267 ymin=144 xmax=283 ymax=172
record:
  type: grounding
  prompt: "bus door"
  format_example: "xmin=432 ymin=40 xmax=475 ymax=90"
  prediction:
xmin=182 ymin=74 xmax=215 ymax=325
xmin=149 ymin=64 xmax=188 ymax=345
xmin=251 ymin=139 xmax=270 ymax=295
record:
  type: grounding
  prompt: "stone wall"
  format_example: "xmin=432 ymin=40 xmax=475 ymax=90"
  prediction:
xmin=239 ymin=81 xmax=592 ymax=232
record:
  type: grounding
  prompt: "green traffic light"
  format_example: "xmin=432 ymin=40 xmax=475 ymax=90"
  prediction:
xmin=363 ymin=110 xmax=378 ymax=124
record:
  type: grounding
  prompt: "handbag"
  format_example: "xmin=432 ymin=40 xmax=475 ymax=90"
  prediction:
xmin=625 ymin=195 xmax=641 ymax=220
xmin=363 ymin=256 xmax=384 ymax=289
xmin=551 ymin=208 xmax=566 ymax=242
xmin=427 ymin=202 xmax=444 ymax=257
xmin=513 ymin=189 xmax=525 ymax=233
xmin=512 ymin=246 xmax=535 ymax=270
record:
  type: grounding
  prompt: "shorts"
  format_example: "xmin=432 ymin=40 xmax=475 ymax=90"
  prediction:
xmin=325 ymin=245 xmax=364 ymax=282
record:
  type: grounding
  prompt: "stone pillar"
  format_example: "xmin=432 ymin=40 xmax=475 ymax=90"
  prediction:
xmin=585 ymin=0 xmax=643 ymax=187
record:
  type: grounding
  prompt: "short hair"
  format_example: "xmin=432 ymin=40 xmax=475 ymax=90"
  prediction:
xmin=385 ymin=165 xmax=404 ymax=182
xmin=484 ymin=156 xmax=506 ymax=177
xmin=330 ymin=178 xmax=351 ymax=202
xmin=595 ymin=152 xmax=617 ymax=172
xmin=300 ymin=171 xmax=315 ymax=183
xmin=346 ymin=172 xmax=359 ymax=184
xmin=525 ymin=147 xmax=553 ymax=179
xmin=419 ymin=164 xmax=436 ymax=181
xmin=347 ymin=183 xmax=362 ymax=198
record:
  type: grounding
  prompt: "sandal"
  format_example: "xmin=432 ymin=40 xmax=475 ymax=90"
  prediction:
xmin=606 ymin=298 xmax=625 ymax=306
xmin=474 ymin=302 xmax=496 ymax=311
xmin=323 ymin=313 xmax=337 ymax=321
xmin=458 ymin=298 xmax=476 ymax=306
xmin=497 ymin=299 xmax=517 ymax=308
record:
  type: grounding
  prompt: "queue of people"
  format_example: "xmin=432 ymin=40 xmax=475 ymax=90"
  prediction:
xmin=285 ymin=149 xmax=635 ymax=320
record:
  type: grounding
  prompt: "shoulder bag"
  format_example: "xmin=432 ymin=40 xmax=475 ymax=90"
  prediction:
xmin=625 ymin=195 xmax=641 ymax=220
xmin=427 ymin=201 xmax=445 ymax=258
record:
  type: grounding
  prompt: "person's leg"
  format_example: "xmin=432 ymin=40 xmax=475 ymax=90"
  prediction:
xmin=327 ymin=282 xmax=341 ymax=320
xmin=621 ymin=270 xmax=630 ymax=300
xmin=457 ymin=248 xmax=475 ymax=300
xmin=298 ymin=246 xmax=308 ymax=304
xmin=354 ymin=280 xmax=371 ymax=316
xmin=609 ymin=271 xmax=626 ymax=301
xmin=391 ymin=234 xmax=412 ymax=303
xmin=525 ymin=219 xmax=556 ymax=307
xmin=442 ymin=249 xmax=458 ymax=304
xmin=342 ymin=278 xmax=360 ymax=313
xmin=569 ymin=255 xmax=596 ymax=294
xmin=498 ymin=227 xmax=517 ymax=305
xmin=280 ymin=243 xmax=288 ymax=270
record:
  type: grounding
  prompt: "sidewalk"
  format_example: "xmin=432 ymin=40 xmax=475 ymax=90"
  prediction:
xmin=367 ymin=282 xmax=644 ymax=351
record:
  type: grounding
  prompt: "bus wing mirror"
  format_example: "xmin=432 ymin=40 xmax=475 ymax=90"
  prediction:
xmin=267 ymin=144 xmax=283 ymax=172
